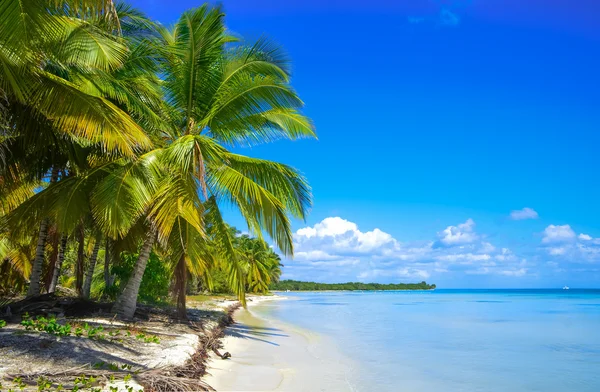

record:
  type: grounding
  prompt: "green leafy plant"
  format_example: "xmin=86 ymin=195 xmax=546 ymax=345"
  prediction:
xmin=73 ymin=375 xmax=97 ymax=390
xmin=133 ymin=332 xmax=160 ymax=344
xmin=19 ymin=314 xmax=111 ymax=341
xmin=12 ymin=377 xmax=26 ymax=391
xmin=36 ymin=376 xmax=52 ymax=391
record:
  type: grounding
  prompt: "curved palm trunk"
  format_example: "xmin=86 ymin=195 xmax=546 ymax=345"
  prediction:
xmin=175 ymin=254 xmax=188 ymax=320
xmin=26 ymin=218 xmax=49 ymax=298
xmin=82 ymin=236 xmax=101 ymax=299
xmin=48 ymin=234 xmax=68 ymax=293
xmin=112 ymin=229 xmax=156 ymax=319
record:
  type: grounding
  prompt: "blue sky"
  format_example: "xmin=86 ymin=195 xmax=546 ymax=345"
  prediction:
xmin=131 ymin=0 xmax=600 ymax=288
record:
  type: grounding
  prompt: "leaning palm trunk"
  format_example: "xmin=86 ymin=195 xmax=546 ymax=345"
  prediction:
xmin=48 ymin=234 xmax=68 ymax=293
xmin=82 ymin=237 xmax=101 ymax=299
xmin=26 ymin=219 xmax=50 ymax=298
xmin=175 ymin=254 xmax=187 ymax=320
xmin=112 ymin=229 xmax=156 ymax=319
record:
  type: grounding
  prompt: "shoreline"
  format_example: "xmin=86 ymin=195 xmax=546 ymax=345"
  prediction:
xmin=203 ymin=294 xmax=357 ymax=392
xmin=0 ymin=293 xmax=351 ymax=391
xmin=271 ymin=289 xmax=436 ymax=292
xmin=202 ymin=295 xmax=288 ymax=390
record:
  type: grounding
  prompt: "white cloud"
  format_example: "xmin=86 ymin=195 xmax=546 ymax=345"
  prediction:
xmin=541 ymin=225 xmax=600 ymax=264
xmin=294 ymin=217 xmax=395 ymax=253
xmin=435 ymin=253 xmax=491 ymax=263
xmin=295 ymin=217 xmax=357 ymax=238
xmin=548 ymin=247 xmax=567 ymax=256
xmin=509 ymin=207 xmax=539 ymax=220
xmin=437 ymin=219 xmax=478 ymax=246
xmin=358 ymin=268 xmax=430 ymax=280
xmin=542 ymin=224 xmax=576 ymax=244
xmin=287 ymin=217 xmax=529 ymax=282
xmin=295 ymin=250 xmax=340 ymax=261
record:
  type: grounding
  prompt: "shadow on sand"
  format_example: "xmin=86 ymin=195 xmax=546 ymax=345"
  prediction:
xmin=224 ymin=322 xmax=289 ymax=346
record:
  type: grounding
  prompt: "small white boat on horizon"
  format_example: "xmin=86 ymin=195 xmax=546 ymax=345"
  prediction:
xmin=563 ymin=286 xmax=569 ymax=290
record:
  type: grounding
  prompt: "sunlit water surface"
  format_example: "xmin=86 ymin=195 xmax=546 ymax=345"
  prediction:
xmin=253 ymin=289 xmax=600 ymax=391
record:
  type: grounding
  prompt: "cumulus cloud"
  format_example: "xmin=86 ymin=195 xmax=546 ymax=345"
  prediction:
xmin=287 ymin=217 xmax=529 ymax=282
xmin=542 ymin=225 xmax=600 ymax=263
xmin=437 ymin=219 xmax=478 ymax=246
xmin=542 ymin=225 xmax=576 ymax=244
xmin=294 ymin=217 xmax=396 ymax=254
xmin=509 ymin=207 xmax=539 ymax=220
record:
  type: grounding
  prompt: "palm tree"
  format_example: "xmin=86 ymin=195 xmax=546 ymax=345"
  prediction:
xmin=234 ymin=233 xmax=284 ymax=293
xmin=0 ymin=1 xmax=164 ymax=297
xmin=237 ymin=234 xmax=273 ymax=293
xmin=1 ymin=3 xmax=314 ymax=317
xmin=82 ymin=233 xmax=102 ymax=299
xmin=107 ymin=5 xmax=315 ymax=319
xmin=48 ymin=234 xmax=68 ymax=293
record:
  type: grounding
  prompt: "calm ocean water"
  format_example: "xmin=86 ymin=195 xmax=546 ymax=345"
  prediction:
xmin=254 ymin=290 xmax=600 ymax=392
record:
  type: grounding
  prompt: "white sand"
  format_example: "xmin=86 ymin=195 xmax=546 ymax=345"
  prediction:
xmin=204 ymin=297 xmax=357 ymax=392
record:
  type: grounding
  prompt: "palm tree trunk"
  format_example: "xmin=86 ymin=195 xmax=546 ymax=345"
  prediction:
xmin=75 ymin=224 xmax=85 ymax=295
xmin=103 ymin=237 xmax=112 ymax=293
xmin=27 ymin=168 xmax=59 ymax=298
xmin=112 ymin=229 xmax=156 ymax=319
xmin=43 ymin=229 xmax=59 ymax=292
xmin=82 ymin=236 xmax=101 ymax=299
xmin=175 ymin=254 xmax=188 ymax=320
xmin=48 ymin=234 xmax=68 ymax=293
xmin=26 ymin=218 xmax=50 ymax=298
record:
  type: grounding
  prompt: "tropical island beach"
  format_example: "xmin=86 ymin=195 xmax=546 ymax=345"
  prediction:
xmin=0 ymin=292 xmax=360 ymax=391
xmin=2 ymin=0 xmax=600 ymax=391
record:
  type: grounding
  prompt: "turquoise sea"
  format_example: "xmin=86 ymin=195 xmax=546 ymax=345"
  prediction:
xmin=253 ymin=290 xmax=600 ymax=391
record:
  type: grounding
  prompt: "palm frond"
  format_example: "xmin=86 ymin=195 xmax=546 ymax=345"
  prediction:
xmin=222 ymin=153 xmax=312 ymax=220
xmin=205 ymin=197 xmax=246 ymax=305
xmin=91 ymin=155 xmax=159 ymax=238
xmin=32 ymin=72 xmax=152 ymax=156
xmin=207 ymin=162 xmax=293 ymax=256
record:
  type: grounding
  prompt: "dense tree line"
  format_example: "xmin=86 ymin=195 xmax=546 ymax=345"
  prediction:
xmin=270 ymin=280 xmax=436 ymax=291
xmin=0 ymin=0 xmax=313 ymax=319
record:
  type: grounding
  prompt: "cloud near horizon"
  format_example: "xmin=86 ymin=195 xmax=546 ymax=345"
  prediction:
xmin=541 ymin=224 xmax=600 ymax=264
xmin=286 ymin=217 xmax=528 ymax=283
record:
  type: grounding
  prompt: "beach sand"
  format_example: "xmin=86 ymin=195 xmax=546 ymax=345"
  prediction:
xmin=204 ymin=296 xmax=356 ymax=392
